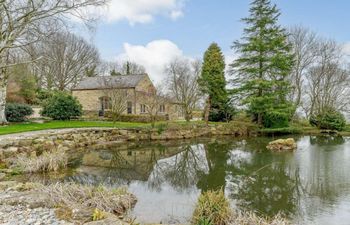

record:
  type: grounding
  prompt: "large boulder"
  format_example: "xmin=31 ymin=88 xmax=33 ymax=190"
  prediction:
xmin=266 ymin=138 xmax=297 ymax=152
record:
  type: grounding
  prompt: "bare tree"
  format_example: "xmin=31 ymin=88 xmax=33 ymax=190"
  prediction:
xmin=99 ymin=60 xmax=146 ymax=76
xmin=35 ymin=32 xmax=100 ymax=90
xmin=100 ymin=76 xmax=128 ymax=123
xmin=288 ymin=26 xmax=319 ymax=115
xmin=142 ymin=90 xmax=165 ymax=128
xmin=166 ymin=58 xmax=202 ymax=122
xmin=0 ymin=0 xmax=106 ymax=123
xmin=122 ymin=61 xmax=146 ymax=75
xmin=303 ymin=39 xmax=350 ymax=117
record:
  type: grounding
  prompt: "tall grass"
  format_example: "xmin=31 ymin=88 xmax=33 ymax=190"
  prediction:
xmin=192 ymin=190 xmax=232 ymax=225
xmin=192 ymin=190 xmax=291 ymax=225
xmin=16 ymin=149 xmax=68 ymax=173
xmin=42 ymin=183 xmax=137 ymax=215
xmin=231 ymin=211 xmax=290 ymax=225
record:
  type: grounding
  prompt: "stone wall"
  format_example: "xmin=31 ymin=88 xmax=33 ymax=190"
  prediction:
xmin=0 ymin=124 xmax=255 ymax=162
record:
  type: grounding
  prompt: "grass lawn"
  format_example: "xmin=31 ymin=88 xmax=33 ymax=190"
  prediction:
xmin=0 ymin=120 xmax=150 ymax=136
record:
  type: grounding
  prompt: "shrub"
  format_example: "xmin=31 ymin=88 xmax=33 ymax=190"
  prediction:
xmin=5 ymin=103 xmax=33 ymax=122
xmin=41 ymin=92 xmax=82 ymax=120
xmin=263 ymin=111 xmax=290 ymax=128
xmin=310 ymin=108 xmax=346 ymax=131
xmin=36 ymin=89 xmax=55 ymax=104
xmin=192 ymin=190 xmax=232 ymax=225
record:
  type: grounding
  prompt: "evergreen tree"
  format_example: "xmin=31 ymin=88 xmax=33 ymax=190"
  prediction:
xmin=230 ymin=0 xmax=294 ymax=128
xmin=110 ymin=69 xmax=121 ymax=76
xmin=126 ymin=61 xmax=131 ymax=75
xmin=199 ymin=43 xmax=231 ymax=122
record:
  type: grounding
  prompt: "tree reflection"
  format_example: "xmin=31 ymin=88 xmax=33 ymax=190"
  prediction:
xmin=197 ymin=140 xmax=232 ymax=192
xmin=148 ymin=144 xmax=209 ymax=191
xmin=310 ymin=135 xmax=345 ymax=146
xmin=227 ymin=158 xmax=299 ymax=217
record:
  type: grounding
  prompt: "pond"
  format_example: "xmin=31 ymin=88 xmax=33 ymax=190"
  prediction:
xmin=20 ymin=135 xmax=350 ymax=224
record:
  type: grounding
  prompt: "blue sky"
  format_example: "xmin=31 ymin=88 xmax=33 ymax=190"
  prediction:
xmin=88 ymin=0 xmax=350 ymax=82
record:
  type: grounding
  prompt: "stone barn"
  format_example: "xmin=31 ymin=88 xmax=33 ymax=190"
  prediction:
xmin=72 ymin=74 xmax=183 ymax=120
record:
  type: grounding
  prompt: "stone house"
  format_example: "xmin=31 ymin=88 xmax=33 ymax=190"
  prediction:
xmin=72 ymin=74 xmax=183 ymax=120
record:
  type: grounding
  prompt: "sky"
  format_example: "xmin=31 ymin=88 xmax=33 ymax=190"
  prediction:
xmin=84 ymin=0 xmax=350 ymax=83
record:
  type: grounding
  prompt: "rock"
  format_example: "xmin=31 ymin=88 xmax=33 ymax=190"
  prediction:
xmin=71 ymin=207 xmax=94 ymax=222
xmin=266 ymin=138 xmax=297 ymax=152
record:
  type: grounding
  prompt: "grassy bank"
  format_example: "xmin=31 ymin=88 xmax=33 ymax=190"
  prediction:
xmin=0 ymin=120 xmax=225 ymax=136
xmin=0 ymin=120 xmax=149 ymax=135
xmin=0 ymin=119 xmax=348 ymax=137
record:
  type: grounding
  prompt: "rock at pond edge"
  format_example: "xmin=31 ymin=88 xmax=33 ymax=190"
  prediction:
xmin=266 ymin=138 xmax=297 ymax=152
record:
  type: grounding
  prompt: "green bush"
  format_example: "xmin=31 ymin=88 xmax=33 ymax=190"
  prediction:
xmin=310 ymin=109 xmax=346 ymax=131
xmin=263 ymin=110 xmax=291 ymax=128
xmin=36 ymin=89 xmax=55 ymax=104
xmin=41 ymin=92 xmax=82 ymax=120
xmin=5 ymin=103 xmax=33 ymax=122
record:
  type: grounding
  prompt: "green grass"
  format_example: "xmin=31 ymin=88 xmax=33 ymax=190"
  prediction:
xmin=259 ymin=126 xmax=303 ymax=135
xmin=0 ymin=120 xmax=150 ymax=136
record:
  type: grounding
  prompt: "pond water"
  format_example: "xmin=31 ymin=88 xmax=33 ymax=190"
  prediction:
xmin=21 ymin=135 xmax=350 ymax=224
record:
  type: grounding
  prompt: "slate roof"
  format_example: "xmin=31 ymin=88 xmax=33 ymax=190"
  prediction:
xmin=72 ymin=74 xmax=148 ymax=90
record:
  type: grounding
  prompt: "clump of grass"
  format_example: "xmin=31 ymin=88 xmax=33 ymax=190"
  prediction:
xmin=16 ymin=149 xmax=68 ymax=173
xmin=42 ymin=183 xmax=137 ymax=215
xmin=192 ymin=190 xmax=232 ymax=225
xmin=231 ymin=211 xmax=290 ymax=225
xmin=192 ymin=190 xmax=291 ymax=225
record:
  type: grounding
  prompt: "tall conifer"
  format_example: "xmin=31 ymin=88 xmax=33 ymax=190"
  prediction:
xmin=199 ymin=43 xmax=230 ymax=122
xmin=231 ymin=0 xmax=294 ymax=127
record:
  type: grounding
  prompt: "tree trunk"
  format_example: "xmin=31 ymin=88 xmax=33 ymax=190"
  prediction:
xmin=204 ymin=97 xmax=211 ymax=126
xmin=0 ymin=77 xmax=7 ymax=124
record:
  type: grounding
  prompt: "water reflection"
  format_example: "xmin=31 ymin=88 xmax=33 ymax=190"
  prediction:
xmin=310 ymin=135 xmax=345 ymax=146
xmin=20 ymin=136 xmax=350 ymax=224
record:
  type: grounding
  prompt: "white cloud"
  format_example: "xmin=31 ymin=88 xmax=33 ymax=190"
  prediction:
xmin=91 ymin=0 xmax=185 ymax=25
xmin=116 ymin=40 xmax=188 ymax=84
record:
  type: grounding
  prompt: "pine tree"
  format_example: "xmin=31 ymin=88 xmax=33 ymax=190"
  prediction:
xmin=230 ymin=0 xmax=294 ymax=128
xmin=199 ymin=43 xmax=231 ymax=122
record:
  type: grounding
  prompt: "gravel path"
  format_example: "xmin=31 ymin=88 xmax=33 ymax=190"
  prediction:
xmin=0 ymin=183 xmax=73 ymax=225
xmin=0 ymin=205 xmax=69 ymax=225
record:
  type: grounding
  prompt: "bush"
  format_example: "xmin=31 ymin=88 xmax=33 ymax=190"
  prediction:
xmin=209 ymin=104 xmax=236 ymax=122
xmin=5 ymin=103 xmax=33 ymax=122
xmin=36 ymin=89 xmax=55 ymax=104
xmin=41 ymin=92 xmax=82 ymax=120
xmin=310 ymin=108 xmax=346 ymax=131
xmin=263 ymin=111 xmax=291 ymax=129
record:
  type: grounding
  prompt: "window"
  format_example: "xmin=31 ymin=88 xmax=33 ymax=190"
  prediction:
xmin=99 ymin=97 xmax=111 ymax=111
xmin=159 ymin=104 xmax=165 ymax=113
xmin=127 ymin=101 xmax=133 ymax=114
xmin=140 ymin=104 xmax=146 ymax=114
